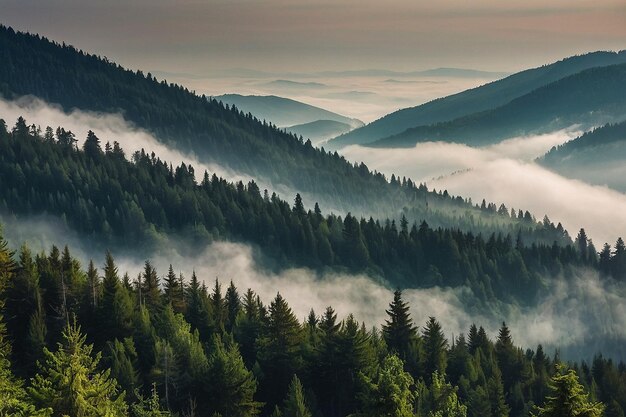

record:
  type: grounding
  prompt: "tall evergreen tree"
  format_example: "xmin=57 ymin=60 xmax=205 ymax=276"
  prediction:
xmin=142 ymin=261 xmax=161 ymax=311
xmin=281 ymin=375 xmax=312 ymax=417
xmin=28 ymin=319 xmax=128 ymax=416
xmin=422 ymin=317 xmax=449 ymax=381
xmin=257 ymin=293 xmax=304 ymax=411
xmin=532 ymin=365 xmax=604 ymax=417
xmin=382 ymin=290 xmax=416 ymax=360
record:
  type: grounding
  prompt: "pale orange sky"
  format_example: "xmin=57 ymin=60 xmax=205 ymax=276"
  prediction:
xmin=1 ymin=0 xmax=624 ymax=75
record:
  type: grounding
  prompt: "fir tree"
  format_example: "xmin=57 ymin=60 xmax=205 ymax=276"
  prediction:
xmin=281 ymin=375 xmax=312 ymax=417
xmin=422 ymin=317 xmax=449 ymax=381
xmin=28 ymin=318 xmax=128 ymax=416
xmin=532 ymin=364 xmax=604 ymax=417
xmin=382 ymin=290 xmax=416 ymax=360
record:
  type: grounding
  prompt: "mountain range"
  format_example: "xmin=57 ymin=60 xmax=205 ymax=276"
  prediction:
xmin=328 ymin=50 xmax=626 ymax=149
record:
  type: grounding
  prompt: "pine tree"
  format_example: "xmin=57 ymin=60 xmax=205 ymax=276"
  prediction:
xmin=99 ymin=251 xmax=134 ymax=344
xmin=164 ymin=264 xmax=184 ymax=313
xmin=281 ymin=375 xmax=312 ymax=417
xmin=211 ymin=279 xmax=226 ymax=334
xmin=142 ymin=261 xmax=161 ymax=311
xmin=225 ymin=280 xmax=241 ymax=333
xmin=420 ymin=371 xmax=468 ymax=417
xmin=257 ymin=293 xmax=304 ymax=410
xmin=204 ymin=334 xmax=261 ymax=417
xmin=532 ymin=364 xmax=604 ymax=417
xmin=422 ymin=317 xmax=448 ymax=381
xmin=382 ymin=290 xmax=416 ymax=360
xmin=28 ymin=318 xmax=128 ymax=416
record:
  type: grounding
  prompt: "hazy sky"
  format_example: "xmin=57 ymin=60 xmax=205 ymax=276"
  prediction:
xmin=2 ymin=0 xmax=625 ymax=75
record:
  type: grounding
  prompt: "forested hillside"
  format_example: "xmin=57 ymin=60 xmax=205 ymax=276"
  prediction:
xmin=0 ymin=25 xmax=396 ymax=217
xmin=328 ymin=50 xmax=626 ymax=148
xmin=539 ymin=121 xmax=626 ymax=192
xmin=4 ymin=116 xmax=620 ymax=305
xmin=0 ymin=232 xmax=623 ymax=417
xmin=368 ymin=64 xmax=626 ymax=148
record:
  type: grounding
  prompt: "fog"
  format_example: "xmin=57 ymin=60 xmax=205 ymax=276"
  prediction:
xmin=1 ymin=97 xmax=626 ymax=358
xmin=0 ymin=96 xmax=303 ymax=201
xmin=2 ymin=213 xmax=625 ymax=359
xmin=341 ymin=129 xmax=626 ymax=246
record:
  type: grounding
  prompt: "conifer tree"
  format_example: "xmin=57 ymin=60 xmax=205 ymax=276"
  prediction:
xmin=532 ymin=364 xmax=604 ymax=417
xmin=258 ymin=293 xmax=304 ymax=410
xmin=164 ymin=265 xmax=184 ymax=313
xmin=420 ymin=371 xmax=468 ymax=417
xmin=281 ymin=375 xmax=312 ymax=417
xmin=211 ymin=279 xmax=226 ymax=334
xmin=357 ymin=354 xmax=415 ymax=417
xmin=225 ymin=280 xmax=241 ymax=333
xmin=99 ymin=251 xmax=134 ymax=344
xmin=142 ymin=261 xmax=161 ymax=311
xmin=382 ymin=290 xmax=416 ymax=360
xmin=422 ymin=317 xmax=448 ymax=381
xmin=28 ymin=318 xmax=128 ymax=416
xmin=204 ymin=334 xmax=261 ymax=417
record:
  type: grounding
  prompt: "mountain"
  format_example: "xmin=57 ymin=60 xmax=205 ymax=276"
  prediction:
xmin=0 ymin=120 xmax=580 ymax=300
xmin=368 ymin=63 xmax=626 ymax=148
xmin=327 ymin=50 xmax=626 ymax=149
xmin=539 ymin=120 xmax=626 ymax=192
xmin=0 ymin=25 xmax=557 ymax=237
xmin=0 ymin=26 xmax=397 ymax=217
xmin=314 ymin=68 xmax=508 ymax=78
xmin=264 ymin=79 xmax=328 ymax=90
xmin=215 ymin=94 xmax=363 ymax=128
xmin=285 ymin=119 xmax=356 ymax=144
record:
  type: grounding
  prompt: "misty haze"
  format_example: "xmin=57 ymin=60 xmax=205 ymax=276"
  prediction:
xmin=0 ymin=2 xmax=625 ymax=417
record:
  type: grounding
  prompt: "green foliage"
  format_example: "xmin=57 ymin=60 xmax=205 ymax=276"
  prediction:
xmin=0 ymin=121 xmax=592 ymax=303
xmin=130 ymin=384 xmax=171 ymax=417
xmin=532 ymin=364 xmax=604 ymax=417
xmin=417 ymin=371 xmax=468 ymax=417
xmin=280 ymin=375 xmax=312 ymax=417
xmin=356 ymin=354 xmax=416 ymax=417
xmin=204 ymin=334 xmax=262 ymax=417
xmin=28 ymin=318 xmax=127 ymax=416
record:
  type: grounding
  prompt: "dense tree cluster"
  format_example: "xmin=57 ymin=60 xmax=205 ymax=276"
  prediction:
xmin=0 ymin=118 xmax=613 ymax=304
xmin=0 ymin=24 xmax=600 ymax=236
xmin=1 ymin=232 xmax=625 ymax=416
xmin=541 ymin=120 xmax=626 ymax=164
xmin=369 ymin=64 xmax=626 ymax=148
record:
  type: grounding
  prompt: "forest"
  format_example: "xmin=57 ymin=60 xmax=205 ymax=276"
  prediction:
xmin=368 ymin=64 xmax=626 ymax=148
xmin=4 ymin=116 xmax=626 ymax=306
xmin=0 ymin=24 xmax=416 ymax=217
xmin=0 ymin=228 xmax=624 ymax=417
xmin=0 ymin=23 xmax=600 ymax=233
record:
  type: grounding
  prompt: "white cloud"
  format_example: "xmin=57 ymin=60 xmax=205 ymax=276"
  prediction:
xmin=341 ymin=129 xmax=626 ymax=246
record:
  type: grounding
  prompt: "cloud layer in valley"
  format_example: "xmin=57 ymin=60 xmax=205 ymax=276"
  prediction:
xmin=342 ymin=129 xmax=626 ymax=246
xmin=2 ymin=213 xmax=624 ymax=359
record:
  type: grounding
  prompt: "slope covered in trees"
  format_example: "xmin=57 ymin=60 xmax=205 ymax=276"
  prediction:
xmin=1 ymin=232 xmax=625 ymax=417
xmin=368 ymin=64 xmax=626 ymax=148
xmin=0 ymin=25 xmax=397 ymax=217
xmin=328 ymin=50 xmax=626 ymax=149
xmin=538 ymin=121 xmax=626 ymax=192
xmin=3 ymin=116 xmax=611 ymax=304
xmin=539 ymin=121 xmax=626 ymax=192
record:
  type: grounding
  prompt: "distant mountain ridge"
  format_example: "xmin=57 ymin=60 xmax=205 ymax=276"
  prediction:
xmin=367 ymin=63 xmax=626 ymax=148
xmin=327 ymin=50 xmax=626 ymax=149
xmin=285 ymin=120 xmax=354 ymax=144
xmin=215 ymin=94 xmax=362 ymax=128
